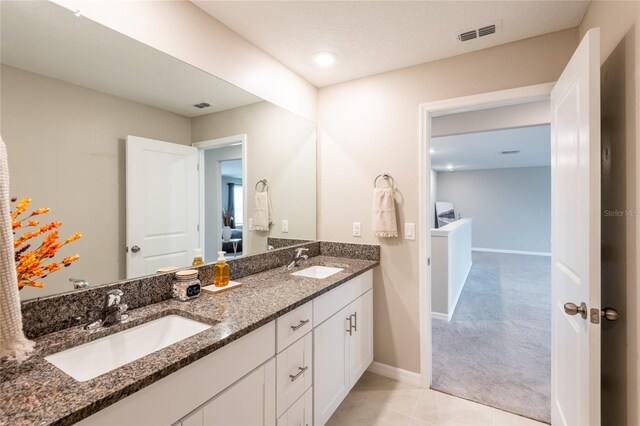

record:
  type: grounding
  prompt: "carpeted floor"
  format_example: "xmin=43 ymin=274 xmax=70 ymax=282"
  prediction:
xmin=432 ymin=251 xmax=551 ymax=424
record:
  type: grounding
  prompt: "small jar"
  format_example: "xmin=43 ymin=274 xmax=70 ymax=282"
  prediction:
xmin=172 ymin=270 xmax=201 ymax=301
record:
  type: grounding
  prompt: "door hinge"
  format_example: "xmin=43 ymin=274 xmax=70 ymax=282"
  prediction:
xmin=197 ymin=163 xmax=200 ymax=171
xmin=427 ymin=257 xmax=431 ymax=266
xmin=197 ymin=224 xmax=200 ymax=232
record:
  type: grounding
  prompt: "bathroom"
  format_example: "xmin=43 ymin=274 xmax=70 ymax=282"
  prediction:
xmin=0 ymin=1 xmax=638 ymax=426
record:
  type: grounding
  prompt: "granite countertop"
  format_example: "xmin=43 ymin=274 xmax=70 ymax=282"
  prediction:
xmin=0 ymin=255 xmax=377 ymax=426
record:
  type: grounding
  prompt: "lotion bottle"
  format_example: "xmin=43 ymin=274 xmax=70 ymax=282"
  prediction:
xmin=213 ymin=251 xmax=230 ymax=287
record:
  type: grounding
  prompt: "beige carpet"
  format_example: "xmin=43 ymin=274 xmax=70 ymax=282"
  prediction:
xmin=432 ymin=252 xmax=551 ymax=424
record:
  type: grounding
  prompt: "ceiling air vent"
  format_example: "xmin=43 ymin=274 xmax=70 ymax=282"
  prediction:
xmin=478 ymin=25 xmax=496 ymax=38
xmin=456 ymin=20 xmax=501 ymax=42
xmin=501 ymin=150 xmax=520 ymax=155
xmin=193 ymin=102 xmax=211 ymax=109
xmin=457 ymin=29 xmax=477 ymax=42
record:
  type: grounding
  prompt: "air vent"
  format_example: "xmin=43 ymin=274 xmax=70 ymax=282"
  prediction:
xmin=456 ymin=20 xmax=501 ymax=42
xmin=501 ymin=150 xmax=520 ymax=155
xmin=457 ymin=30 xmax=477 ymax=42
xmin=193 ymin=102 xmax=211 ymax=109
xmin=478 ymin=25 xmax=496 ymax=37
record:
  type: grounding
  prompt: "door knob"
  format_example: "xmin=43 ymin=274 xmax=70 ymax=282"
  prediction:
xmin=131 ymin=245 xmax=141 ymax=253
xmin=564 ymin=302 xmax=587 ymax=319
xmin=601 ymin=307 xmax=619 ymax=321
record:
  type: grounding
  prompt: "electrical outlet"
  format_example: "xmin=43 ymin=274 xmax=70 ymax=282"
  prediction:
xmin=404 ymin=223 xmax=416 ymax=240
xmin=248 ymin=218 xmax=254 ymax=231
xmin=352 ymin=222 xmax=361 ymax=237
xmin=282 ymin=220 xmax=289 ymax=233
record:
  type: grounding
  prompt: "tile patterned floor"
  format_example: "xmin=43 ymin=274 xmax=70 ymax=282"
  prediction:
xmin=327 ymin=372 xmax=546 ymax=426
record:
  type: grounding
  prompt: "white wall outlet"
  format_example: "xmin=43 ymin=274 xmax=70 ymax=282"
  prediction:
xmin=352 ymin=222 xmax=361 ymax=237
xmin=404 ymin=223 xmax=416 ymax=240
xmin=248 ymin=218 xmax=254 ymax=231
xmin=282 ymin=219 xmax=289 ymax=233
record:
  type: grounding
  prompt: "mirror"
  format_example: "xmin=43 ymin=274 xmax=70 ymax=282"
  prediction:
xmin=0 ymin=1 xmax=316 ymax=300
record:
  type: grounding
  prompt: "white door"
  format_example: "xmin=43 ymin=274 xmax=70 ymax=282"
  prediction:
xmin=126 ymin=136 xmax=199 ymax=278
xmin=349 ymin=290 xmax=374 ymax=387
xmin=314 ymin=305 xmax=351 ymax=426
xmin=550 ymin=28 xmax=601 ymax=426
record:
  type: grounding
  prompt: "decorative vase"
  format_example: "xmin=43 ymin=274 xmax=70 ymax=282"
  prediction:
xmin=222 ymin=226 xmax=232 ymax=242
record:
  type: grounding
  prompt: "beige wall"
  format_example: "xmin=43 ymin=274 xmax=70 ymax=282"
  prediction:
xmin=579 ymin=1 xmax=640 ymax=424
xmin=52 ymin=0 xmax=318 ymax=122
xmin=192 ymin=102 xmax=316 ymax=255
xmin=1 ymin=65 xmax=192 ymax=299
xmin=317 ymin=29 xmax=578 ymax=373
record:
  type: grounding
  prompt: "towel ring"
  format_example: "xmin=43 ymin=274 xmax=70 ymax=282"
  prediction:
xmin=373 ymin=173 xmax=394 ymax=189
xmin=255 ymin=179 xmax=268 ymax=192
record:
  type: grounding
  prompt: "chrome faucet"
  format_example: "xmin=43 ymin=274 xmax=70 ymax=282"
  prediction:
xmin=287 ymin=247 xmax=309 ymax=270
xmin=85 ymin=289 xmax=129 ymax=331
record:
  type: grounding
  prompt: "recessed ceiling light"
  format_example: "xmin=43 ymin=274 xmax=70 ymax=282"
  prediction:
xmin=74 ymin=9 xmax=81 ymax=17
xmin=314 ymin=51 xmax=337 ymax=67
xmin=446 ymin=164 xmax=454 ymax=171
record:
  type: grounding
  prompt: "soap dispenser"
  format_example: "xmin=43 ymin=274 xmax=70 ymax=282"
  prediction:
xmin=213 ymin=251 xmax=230 ymax=287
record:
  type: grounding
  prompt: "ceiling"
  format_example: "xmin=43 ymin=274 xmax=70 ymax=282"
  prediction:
xmin=193 ymin=1 xmax=590 ymax=87
xmin=0 ymin=1 xmax=262 ymax=118
xmin=221 ymin=159 xmax=243 ymax=180
xmin=431 ymin=124 xmax=550 ymax=172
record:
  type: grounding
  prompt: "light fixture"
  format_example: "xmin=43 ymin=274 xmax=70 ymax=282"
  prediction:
xmin=446 ymin=164 xmax=454 ymax=171
xmin=430 ymin=149 xmax=435 ymax=154
xmin=313 ymin=51 xmax=337 ymax=67
xmin=74 ymin=9 xmax=81 ymax=17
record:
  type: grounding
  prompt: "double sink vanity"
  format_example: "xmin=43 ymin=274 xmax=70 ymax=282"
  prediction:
xmin=0 ymin=242 xmax=379 ymax=426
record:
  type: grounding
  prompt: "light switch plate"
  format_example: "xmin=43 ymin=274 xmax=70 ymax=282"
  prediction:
xmin=404 ymin=223 xmax=416 ymax=240
xmin=352 ymin=222 xmax=361 ymax=237
xmin=282 ymin=220 xmax=289 ymax=233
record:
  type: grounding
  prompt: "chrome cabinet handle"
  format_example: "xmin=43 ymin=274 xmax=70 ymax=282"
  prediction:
xmin=291 ymin=319 xmax=310 ymax=331
xmin=346 ymin=316 xmax=353 ymax=335
xmin=289 ymin=366 xmax=308 ymax=382
xmin=351 ymin=312 xmax=357 ymax=331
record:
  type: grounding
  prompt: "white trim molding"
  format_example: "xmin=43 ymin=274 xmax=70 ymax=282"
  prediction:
xmin=472 ymin=247 xmax=551 ymax=257
xmin=430 ymin=260 xmax=472 ymax=322
xmin=367 ymin=361 xmax=422 ymax=387
xmin=418 ymin=82 xmax=554 ymax=389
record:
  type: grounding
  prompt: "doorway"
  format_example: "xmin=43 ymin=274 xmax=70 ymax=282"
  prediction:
xmin=418 ymin=83 xmax=555 ymax=421
xmin=193 ymin=135 xmax=247 ymax=263
xmin=430 ymin=116 xmax=552 ymax=422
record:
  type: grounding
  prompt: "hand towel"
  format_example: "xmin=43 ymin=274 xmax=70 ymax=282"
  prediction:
xmin=0 ymin=138 xmax=34 ymax=362
xmin=253 ymin=190 xmax=273 ymax=231
xmin=372 ymin=187 xmax=398 ymax=238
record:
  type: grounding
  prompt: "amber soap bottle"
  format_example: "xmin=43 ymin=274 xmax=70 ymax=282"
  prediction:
xmin=213 ymin=251 xmax=230 ymax=287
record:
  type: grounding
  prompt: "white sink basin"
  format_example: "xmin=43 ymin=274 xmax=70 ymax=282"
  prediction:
xmin=291 ymin=265 xmax=344 ymax=279
xmin=45 ymin=315 xmax=211 ymax=382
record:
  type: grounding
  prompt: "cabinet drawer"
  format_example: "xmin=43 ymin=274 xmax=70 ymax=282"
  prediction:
xmin=277 ymin=387 xmax=312 ymax=426
xmin=277 ymin=301 xmax=313 ymax=352
xmin=314 ymin=270 xmax=372 ymax=326
xmin=276 ymin=332 xmax=312 ymax=417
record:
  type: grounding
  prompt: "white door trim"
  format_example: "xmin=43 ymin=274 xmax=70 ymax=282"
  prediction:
xmin=417 ymin=82 xmax=554 ymax=388
xmin=193 ymin=135 xmax=247 ymax=259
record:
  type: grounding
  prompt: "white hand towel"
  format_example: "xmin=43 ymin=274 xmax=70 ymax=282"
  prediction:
xmin=253 ymin=190 xmax=273 ymax=231
xmin=0 ymin=138 xmax=34 ymax=362
xmin=372 ymin=187 xmax=398 ymax=238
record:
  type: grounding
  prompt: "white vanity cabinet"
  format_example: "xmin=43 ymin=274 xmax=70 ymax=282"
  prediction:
xmin=79 ymin=269 xmax=374 ymax=426
xmin=313 ymin=271 xmax=374 ymax=426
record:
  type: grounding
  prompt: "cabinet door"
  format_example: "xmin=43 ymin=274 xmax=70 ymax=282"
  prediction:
xmin=349 ymin=289 xmax=373 ymax=388
xmin=313 ymin=305 xmax=351 ymax=426
xmin=202 ymin=358 xmax=275 ymax=426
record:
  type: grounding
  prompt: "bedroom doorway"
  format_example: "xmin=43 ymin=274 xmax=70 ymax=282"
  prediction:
xmin=193 ymin=135 xmax=247 ymax=263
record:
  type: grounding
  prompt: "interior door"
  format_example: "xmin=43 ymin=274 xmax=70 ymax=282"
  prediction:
xmin=126 ymin=135 xmax=199 ymax=278
xmin=550 ymin=28 xmax=601 ymax=426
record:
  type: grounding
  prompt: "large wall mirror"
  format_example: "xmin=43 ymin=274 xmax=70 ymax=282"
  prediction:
xmin=1 ymin=1 xmax=316 ymax=300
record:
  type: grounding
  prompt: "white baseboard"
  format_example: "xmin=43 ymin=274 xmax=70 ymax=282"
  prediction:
xmin=431 ymin=311 xmax=451 ymax=321
xmin=472 ymin=247 xmax=551 ymax=257
xmin=367 ymin=361 xmax=422 ymax=387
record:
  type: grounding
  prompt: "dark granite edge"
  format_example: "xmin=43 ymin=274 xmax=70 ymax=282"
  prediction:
xmin=48 ymin=261 xmax=379 ymax=426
